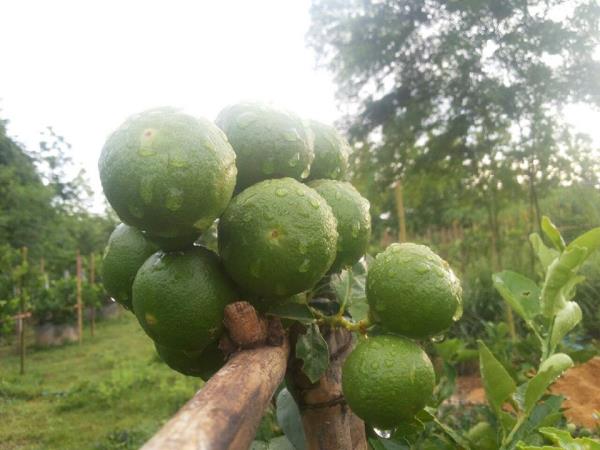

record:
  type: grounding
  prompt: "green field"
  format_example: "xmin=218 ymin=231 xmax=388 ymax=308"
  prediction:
xmin=0 ymin=313 xmax=202 ymax=450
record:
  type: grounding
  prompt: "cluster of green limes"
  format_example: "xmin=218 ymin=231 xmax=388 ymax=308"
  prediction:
xmin=342 ymin=242 xmax=463 ymax=429
xmin=99 ymin=103 xmax=367 ymax=378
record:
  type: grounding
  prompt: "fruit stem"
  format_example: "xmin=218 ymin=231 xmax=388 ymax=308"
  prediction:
xmin=309 ymin=306 xmax=371 ymax=334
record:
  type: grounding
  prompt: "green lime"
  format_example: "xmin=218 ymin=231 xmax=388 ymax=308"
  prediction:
xmin=155 ymin=340 xmax=225 ymax=379
xmin=215 ymin=102 xmax=314 ymax=190
xmin=308 ymin=179 xmax=371 ymax=271
xmin=366 ymin=243 xmax=462 ymax=338
xmin=342 ymin=335 xmax=435 ymax=428
xmin=101 ymin=223 xmax=158 ymax=310
xmin=99 ymin=107 xmax=237 ymax=239
xmin=132 ymin=246 xmax=237 ymax=351
xmin=218 ymin=178 xmax=337 ymax=298
xmin=307 ymin=120 xmax=349 ymax=180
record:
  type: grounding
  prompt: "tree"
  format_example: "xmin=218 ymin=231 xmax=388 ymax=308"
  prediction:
xmin=308 ymin=0 xmax=600 ymax=237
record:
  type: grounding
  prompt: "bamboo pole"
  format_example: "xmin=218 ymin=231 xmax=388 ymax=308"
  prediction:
xmin=89 ymin=253 xmax=95 ymax=338
xmin=76 ymin=250 xmax=83 ymax=344
xmin=19 ymin=246 xmax=28 ymax=375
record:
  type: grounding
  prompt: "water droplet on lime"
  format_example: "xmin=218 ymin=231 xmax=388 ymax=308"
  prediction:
xmin=335 ymin=191 xmax=342 ymax=200
xmin=139 ymin=177 xmax=153 ymax=204
xmin=309 ymin=198 xmax=320 ymax=209
xmin=138 ymin=147 xmax=156 ymax=157
xmin=275 ymin=188 xmax=288 ymax=197
xmin=431 ymin=334 xmax=445 ymax=343
xmin=288 ymin=153 xmax=300 ymax=167
xmin=165 ymin=188 xmax=184 ymax=211
xmin=299 ymin=241 xmax=308 ymax=255
xmin=351 ymin=222 xmax=360 ymax=238
xmin=299 ymin=259 xmax=310 ymax=273
xmin=237 ymin=112 xmax=258 ymax=128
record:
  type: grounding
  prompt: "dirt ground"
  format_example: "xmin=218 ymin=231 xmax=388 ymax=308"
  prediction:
xmin=451 ymin=357 xmax=600 ymax=430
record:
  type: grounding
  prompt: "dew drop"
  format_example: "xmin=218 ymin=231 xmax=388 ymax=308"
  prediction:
xmin=299 ymin=259 xmax=310 ymax=273
xmin=275 ymin=188 xmax=288 ymax=197
xmin=299 ymin=241 xmax=308 ymax=255
xmin=138 ymin=147 xmax=156 ymax=157
xmin=431 ymin=334 xmax=446 ymax=343
xmin=351 ymin=222 xmax=360 ymax=238
xmin=288 ymin=153 xmax=300 ymax=167
xmin=295 ymin=188 xmax=305 ymax=197
xmin=309 ymin=198 xmax=320 ymax=209
xmin=300 ymin=166 xmax=311 ymax=178
xmin=283 ymin=129 xmax=300 ymax=142
xmin=165 ymin=188 xmax=184 ymax=211
xmin=193 ymin=217 xmax=212 ymax=230
xmin=453 ymin=299 xmax=464 ymax=321
xmin=415 ymin=263 xmax=430 ymax=274
xmin=335 ymin=191 xmax=342 ymax=200
xmin=237 ymin=112 xmax=258 ymax=128
xmin=169 ymin=157 xmax=188 ymax=168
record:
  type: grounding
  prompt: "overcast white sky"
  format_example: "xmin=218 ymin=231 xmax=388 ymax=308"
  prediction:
xmin=1 ymin=0 xmax=599 ymax=212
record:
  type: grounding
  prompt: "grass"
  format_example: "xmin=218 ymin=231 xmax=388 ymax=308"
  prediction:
xmin=0 ymin=313 xmax=202 ymax=450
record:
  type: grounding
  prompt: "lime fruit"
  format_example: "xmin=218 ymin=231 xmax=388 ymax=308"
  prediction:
xmin=366 ymin=243 xmax=462 ymax=338
xmin=155 ymin=340 xmax=225 ymax=379
xmin=101 ymin=223 xmax=158 ymax=310
xmin=218 ymin=178 xmax=337 ymax=298
xmin=132 ymin=246 xmax=237 ymax=351
xmin=342 ymin=335 xmax=435 ymax=428
xmin=308 ymin=179 xmax=371 ymax=271
xmin=307 ymin=120 xmax=350 ymax=180
xmin=215 ymin=102 xmax=314 ymax=190
xmin=99 ymin=107 xmax=237 ymax=240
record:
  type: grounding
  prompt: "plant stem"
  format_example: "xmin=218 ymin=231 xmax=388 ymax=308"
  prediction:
xmin=309 ymin=306 xmax=371 ymax=334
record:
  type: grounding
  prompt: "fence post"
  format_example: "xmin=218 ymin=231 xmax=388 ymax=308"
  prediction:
xmin=19 ymin=246 xmax=28 ymax=375
xmin=89 ymin=253 xmax=95 ymax=337
xmin=76 ymin=250 xmax=83 ymax=344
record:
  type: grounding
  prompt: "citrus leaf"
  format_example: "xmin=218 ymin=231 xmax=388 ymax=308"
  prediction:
xmin=276 ymin=388 xmax=306 ymax=450
xmin=267 ymin=302 xmax=315 ymax=324
xmin=524 ymin=354 xmax=573 ymax=414
xmin=540 ymin=246 xmax=587 ymax=318
xmin=567 ymin=226 xmax=600 ymax=263
xmin=541 ymin=216 xmax=565 ymax=250
xmin=295 ymin=324 xmax=329 ymax=383
xmin=538 ymin=427 xmax=600 ymax=449
xmin=549 ymin=301 xmax=582 ymax=354
xmin=478 ymin=341 xmax=516 ymax=414
xmin=492 ymin=271 xmax=541 ymax=323
xmin=530 ymin=233 xmax=560 ymax=272
xmin=266 ymin=436 xmax=296 ymax=450
xmin=423 ymin=407 xmax=471 ymax=449
xmin=508 ymin=395 xmax=564 ymax=447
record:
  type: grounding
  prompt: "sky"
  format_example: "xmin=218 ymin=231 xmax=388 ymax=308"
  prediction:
xmin=1 ymin=0 xmax=599 ymax=213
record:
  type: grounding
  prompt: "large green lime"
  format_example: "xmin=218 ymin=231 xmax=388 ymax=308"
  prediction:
xmin=218 ymin=178 xmax=337 ymax=298
xmin=342 ymin=335 xmax=435 ymax=428
xmin=366 ymin=243 xmax=462 ymax=338
xmin=155 ymin=340 xmax=225 ymax=379
xmin=308 ymin=179 xmax=371 ymax=271
xmin=215 ymin=102 xmax=314 ymax=190
xmin=99 ymin=107 xmax=237 ymax=239
xmin=132 ymin=246 xmax=237 ymax=351
xmin=101 ymin=223 xmax=157 ymax=310
xmin=307 ymin=120 xmax=350 ymax=180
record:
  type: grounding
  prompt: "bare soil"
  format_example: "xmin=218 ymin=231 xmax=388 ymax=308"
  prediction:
xmin=451 ymin=357 xmax=600 ymax=430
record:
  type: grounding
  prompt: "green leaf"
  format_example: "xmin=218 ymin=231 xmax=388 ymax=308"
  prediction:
xmin=367 ymin=438 xmax=410 ymax=450
xmin=508 ymin=395 xmax=564 ymax=447
xmin=541 ymin=216 xmax=565 ymax=251
xmin=538 ymin=427 xmax=600 ymax=449
xmin=478 ymin=341 xmax=516 ymax=414
xmin=275 ymin=388 xmax=306 ymax=450
xmin=524 ymin=354 xmax=573 ymax=414
xmin=492 ymin=271 xmax=541 ymax=323
xmin=423 ymin=407 xmax=471 ymax=449
xmin=295 ymin=324 xmax=329 ymax=383
xmin=267 ymin=302 xmax=315 ymax=324
xmin=548 ymin=301 xmax=582 ymax=354
xmin=567 ymin=226 xmax=600 ymax=263
xmin=530 ymin=233 xmax=560 ymax=272
xmin=540 ymin=246 xmax=587 ymax=317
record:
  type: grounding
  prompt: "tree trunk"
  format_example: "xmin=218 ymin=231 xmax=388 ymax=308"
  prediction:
xmin=288 ymin=326 xmax=367 ymax=450
xmin=394 ymin=181 xmax=407 ymax=243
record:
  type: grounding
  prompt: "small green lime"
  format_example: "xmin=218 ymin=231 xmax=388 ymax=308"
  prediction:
xmin=308 ymin=179 xmax=371 ymax=271
xmin=218 ymin=178 xmax=337 ymax=298
xmin=342 ymin=335 xmax=435 ymax=428
xmin=307 ymin=120 xmax=350 ymax=180
xmin=366 ymin=243 xmax=462 ymax=338
xmin=99 ymin=107 xmax=237 ymax=239
xmin=132 ymin=246 xmax=238 ymax=351
xmin=215 ymin=102 xmax=314 ymax=190
xmin=155 ymin=340 xmax=225 ymax=379
xmin=101 ymin=223 xmax=158 ymax=310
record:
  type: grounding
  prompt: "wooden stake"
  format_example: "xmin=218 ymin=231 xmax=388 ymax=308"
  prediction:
xmin=394 ymin=181 xmax=407 ymax=242
xmin=19 ymin=246 xmax=28 ymax=375
xmin=76 ymin=250 xmax=83 ymax=344
xmin=89 ymin=253 xmax=95 ymax=338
